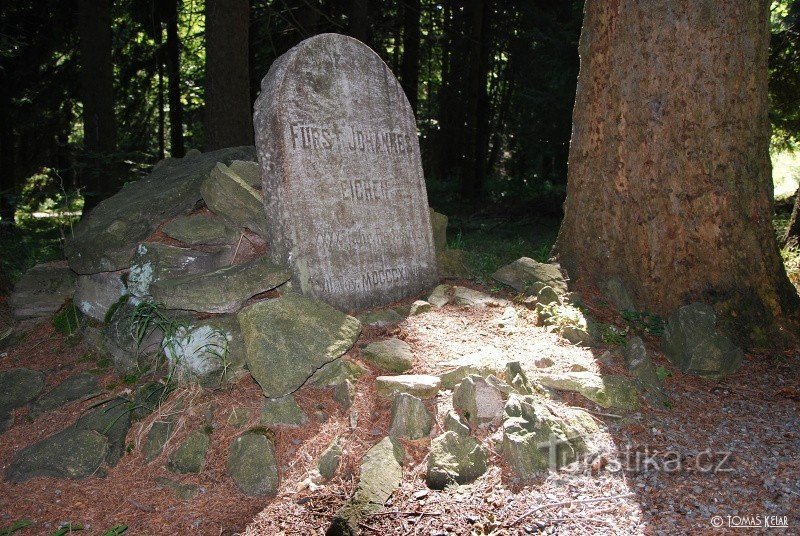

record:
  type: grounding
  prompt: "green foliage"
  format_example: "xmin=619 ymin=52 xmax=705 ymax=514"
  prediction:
xmin=53 ymin=303 xmax=83 ymax=336
xmin=102 ymin=526 xmax=128 ymax=536
xmin=51 ymin=524 xmax=83 ymax=536
xmin=656 ymin=366 xmax=672 ymax=382
xmin=620 ymin=310 xmax=665 ymax=337
xmin=0 ymin=520 xmax=33 ymax=536
xmin=601 ymin=325 xmax=629 ymax=346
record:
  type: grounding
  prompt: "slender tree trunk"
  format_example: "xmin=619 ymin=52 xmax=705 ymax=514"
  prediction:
xmin=784 ymin=189 xmax=800 ymax=248
xmin=554 ymin=0 xmax=798 ymax=344
xmin=155 ymin=22 xmax=165 ymax=160
xmin=460 ymin=0 xmax=488 ymax=202
xmin=78 ymin=0 xmax=116 ymax=212
xmin=204 ymin=0 xmax=253 ymax=150
xmin=348 ymin=0 xmax=369 ymax=46
xmin=0 ymin=85 xmax=15 ymax=231
xmin=165 ymin=0 xmax=185 ymax=157
xmin=400 ymin=0 xmax=421 ymax=115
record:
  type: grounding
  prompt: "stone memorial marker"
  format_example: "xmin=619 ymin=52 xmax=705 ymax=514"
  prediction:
xmin=254 ymin=33 xmax=437 ymax=311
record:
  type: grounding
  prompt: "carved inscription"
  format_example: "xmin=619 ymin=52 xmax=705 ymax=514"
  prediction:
xmin=289 ymin=123 xmax=414 ymax=155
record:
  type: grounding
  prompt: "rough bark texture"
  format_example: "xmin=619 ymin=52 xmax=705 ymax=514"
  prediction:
xmin=555 ymin=0 xmax=798 ymax=344
xmin=165 ymin=0 xmax=185 ymax=158
xmin=204 ymin=0 xmax=253 ymax=150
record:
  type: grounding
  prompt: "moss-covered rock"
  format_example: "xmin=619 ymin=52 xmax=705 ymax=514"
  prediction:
xmin=491 ymin=257 xmax=567 ymax=295
xmin=360 ymin=338 xmax=414 ymax=373
xmin=238 ymin=293 xmax=361 ymax=398
xmin=375 ymin=374 xmax=441 ymax=399
xmin=537 ymin=372 xmax=639 ymax=410
xmin=150 ymin=255 xmax=290 ymax=314
xmin=260 ymin=395 xmax=307 ymax=427
xmin=162 ymin=213 xmax=240 ymax=246
xmin=228 ymin=430 xmax=279 ymax=496
xmin=66 ymin=146 xmax=255 ymax=274
xmin=318 ymin=437 xmax=343 ymax=480
xmin=6 ymin=427 xmax=109 ymax=481
xmin=201 ymin=163 xmax=268 ymax=237
xmin=29 ymin=373 xmax=101 ymax=418
xmin=388 ymin=393 xmax=432 ymax=440
xmin=167 ymin=430 xmax=210 ymax=474
xmin=452 ymin=375 xmax=505 ymax=427
xmin=427 ymin=431 xmax=487 ymax=489
xmin=8 ymin=262 xmax=76 ymax=320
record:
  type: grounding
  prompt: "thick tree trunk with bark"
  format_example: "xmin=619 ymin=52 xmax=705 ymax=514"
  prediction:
xmin=204 ymin=0 xmax=253 ymax=150
xmin=78 ymin=0 xmax=117 ymax=212
xmin=555 ymin=0 xmax=798 ymax=343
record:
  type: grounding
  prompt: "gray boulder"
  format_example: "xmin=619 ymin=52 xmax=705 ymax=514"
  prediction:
xmin=361 ymin=338 xmax=414 ymax=373
xmin=97 ymin=300 xmax=164 ymax=376
xmin=75 ymin=397 xmax=133 ymax=466
xmin=127 ymin=242 xmax=228 ymax=299
xmin=162 ymin=315 xmax=245 ymax=386
xmin=228 ymin=430 xmax=279 ymax=496
xmin=65 ymin=146 xmax=255 ymax=274
xmin=409 ymin=300 xmax=432 ymax=316
xmin=5 ymin=427 xmax=108 ymax=481
xmin=426 ymin=431 xmax=487 ymax=489
xmin=162 ymin=213 xmax=240 ymax=246
xmin=143 ymin=418 xmax=177 ymax=462
xmin=427 ymin=284 xmax=452 ymax=307
xmin=201 ymin=163 xmax=268 ymax=238
xmin=491 ymin=257 xmax=567 ymax=295
xmin=29 ymin=373 xmax=101 ymax=418
xmin=662 ymin=302 xmax=743 ymax=377
xmin=452 ymin=286 xmax=507 ymax=307
xmin=307 ymin=358 xmax=365 ymax=388
xmin=8 ymin=262 xmax=76 ymax=320
xmin=0 ymin=368 xmax=44 ymax=432
xmin=237 ymin=293 xmax=361 ymax=398
xmin=73 ymin=272 xmax=127 ymax=321
xmin=388 ymin=393 xmax=432 ymax=440
xmin=444 ymin=410 xmax=470 ymax=437
xmin=149 ymin=255 xmax=290 ymax=313
xmin=318 ymin=437 xmax=343 ymax=480
xmin=329 ymin=437 xmax=403 ymax=535
xmin=452 ymin=375 xmax=505 ymax=427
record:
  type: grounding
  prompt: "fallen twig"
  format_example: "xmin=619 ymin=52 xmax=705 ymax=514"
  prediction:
xmin=506 ymin=492 xmax=635 ymax=527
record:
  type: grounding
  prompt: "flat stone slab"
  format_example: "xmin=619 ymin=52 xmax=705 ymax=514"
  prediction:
xmin=201 ymin=163 xmax=268 ymax=237
xmin=0 ymin=368 xmax=45 ymax=415
xmin=537 ymin=372 xmax=640 ymax=410
xmin=5 ymin=427 xmax=108 ymax=481
xmin=451 ymin=286 xmax=508 ymax=307
xmin=8 ymin=262 xmax=76 ymax=320
xmin=29 ymin=373 xmax=101 ymax=418
xmin=361 ymin=338 xmax=414 ymax=372
xmin=149 ymin=255 xmax=290 ymax=313
xmin=492 ymin=257 xmax=568 ymax=295
xmin=375 ymin=374 xmax=441 ymax=399
xmin=65 ymin=146 xmax=255 ymax=274
xmin=254 ymin=33 xmax=437 ymax=311
xmin=238 ymin=293 xmax=361 ymax=398
xmin=330 ymin=437 xmax=403 ymax=534
xmin=162 ymin=213 xmax=240 ymax=246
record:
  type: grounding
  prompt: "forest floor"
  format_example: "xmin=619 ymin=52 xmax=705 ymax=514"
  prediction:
xmin=1 ymin=212 xmax=799 ymax=535
xmin=1 ymin=278 xmax=799 ymax=535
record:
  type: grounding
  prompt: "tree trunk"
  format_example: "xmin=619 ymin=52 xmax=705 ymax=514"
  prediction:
xmin=204 ymin=0 xmax=253 ymax=150
xmin=155 ymin=20 xmax=166 ymax=160
xmin=784 ymin=189 xmax=800 ymax=248
xmin=554 ymin=0 xmax=798 ymax=344
xmin=460 ymin=0 xmax=488 ymax=202
xmin=78 ymin=0 xmax=117 ymax=212
xmin=348 ymin=0 xmax=370 ymax=46
xmin=0 ymin=85 xmax=15 ymax=231
xmin=400 ymin=0 xmax=421 ymax=115
xmin=165 ymin=0 xmax=185 ymax=157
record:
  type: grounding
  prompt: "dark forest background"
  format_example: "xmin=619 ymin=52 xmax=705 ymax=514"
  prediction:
xmin=0 ymin=1 xmax=799 ymax=276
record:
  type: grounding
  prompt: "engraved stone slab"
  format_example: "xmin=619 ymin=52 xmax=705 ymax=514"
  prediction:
xmin=254 ymin=33 xmax=437 ymax=311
